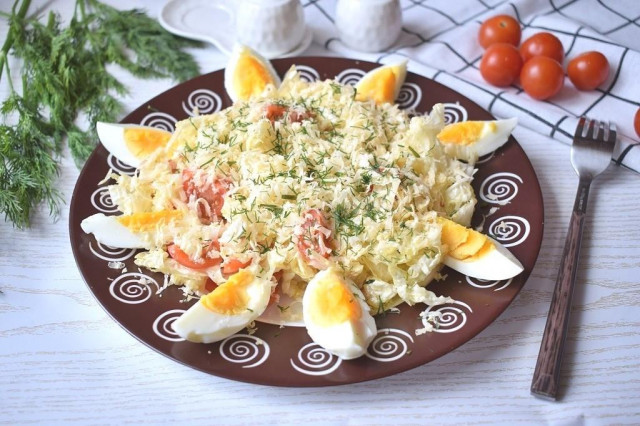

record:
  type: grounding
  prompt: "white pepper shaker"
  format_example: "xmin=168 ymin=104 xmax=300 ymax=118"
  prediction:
xmin=335 ymin=0 xmax=402 ymax=52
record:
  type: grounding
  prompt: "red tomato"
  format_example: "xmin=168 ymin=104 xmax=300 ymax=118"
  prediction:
xmin=182 ymin=169 xmax=231 ymax=224
xmin=520 ymin=32 xmax=564 ymax=64
xmin=167 ymin=241 xmax=222 ymax=270
xmin=204 ymin=278 xmax=218 ymax=293
xmin=480 ymin=43 xmax=523 ymax=87
xmin=478 ymin=15 xmax=521 ymax=48
xmin=520 ymin=56 xmax=564 ymax=100
xmin=295 ymin=209 xmax=332 ymax=264
xmin=264 ymin=103 xmax=287 ymax=122
xmin=567 ymin=51 xmax=610 ymax=91
xmin=635 ymin=108 xmax=640 ymax=138
xmin=221 ymin=258 xmax=252 ymax=275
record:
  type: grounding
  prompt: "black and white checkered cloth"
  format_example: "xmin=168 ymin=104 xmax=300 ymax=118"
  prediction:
xmin=303 ymin=0 xmax=640 ymax=174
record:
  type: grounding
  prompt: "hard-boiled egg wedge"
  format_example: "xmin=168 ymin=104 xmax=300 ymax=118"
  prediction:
xmin=437 ymin=118 xmax=517 ymax=162
xmin=302 ymin=268 xmax=377 ymax=360
xmin=81 ymin=211 xmax=183 ymax=249
xmin=224 ymin=45 xmax=281 ymax=103
xmin=438 ymin=217 xmax=523 ymax=280
xmin=97 ymin=122 xmax=172 ymax=168
xmin=355 ymin=61 xmax=407 ymax=105
xmin=172 ymin=269 xmax=272 ymax=343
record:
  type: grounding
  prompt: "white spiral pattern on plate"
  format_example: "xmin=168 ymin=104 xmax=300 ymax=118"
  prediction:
xmin=479 ymin=172 xmax=523 ymax=204
xmin=335 ymin=68 xmax=365 ymax=86
xmin=219 ymin=335 xmax=270 ymax=368
xmin=107 ymin=153 xmax=136 ymax=175
xmin=396 ymin=82 xmax=422 ymax=110
xmin=109 ymin=272 xmax=159 ymax=304
xmin=153 ymin=309 xmax=186 ymax=342
xmin=422 ymin=301 xmax=473 ymax=333
xmin=90 ymin=187 xmax=118 ymax=213
xmin=139 ymin=112 xmax=177 ymax=132
xmin=182 ymin=89 xmax=222 ymax=116
xmin=290 ymin=343 xmax=342 ymax=376
xmin=365 ymin=328 xmax=414 ymax=362
xmin=476 ymin=152 xmax=495 ymax=164
xmin=295 ymin=65 xmax=320 ymax=82
xmin=442 ymin=102 xmax=468 ymax=124
xmin=89 ymin=242 xmax=136 ymax=262
xmin=487 ymin=216 xmax=530 ymax=248
xmin=465 ymin=276 xmax=513 ymax=291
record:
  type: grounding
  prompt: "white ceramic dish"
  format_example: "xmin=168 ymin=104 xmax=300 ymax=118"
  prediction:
xmin=159 ymin=0 xmax=313 ymax=59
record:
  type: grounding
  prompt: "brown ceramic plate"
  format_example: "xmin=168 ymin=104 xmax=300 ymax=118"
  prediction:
xmin=69 ymin=57 xmax=543 ymax=387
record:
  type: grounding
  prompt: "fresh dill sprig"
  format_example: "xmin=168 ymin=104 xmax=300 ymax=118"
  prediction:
xmin=0 ymin=0 xmax=202 ymax=228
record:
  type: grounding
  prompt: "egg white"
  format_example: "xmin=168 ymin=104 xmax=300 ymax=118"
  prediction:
xmin=80 ymin=213 xmax=147 ymax=249
xmin=97 ymin=122 xmax=169 ymax=168
xmin=172 ymin=272 xmax=272 ymax=343
xmin=302 ymin=268 xmax=377 ymax=360
xmin=224 ymin=44 xmax=281 ymax=103
xmin=443 ymin=236 xmax=523 ymax=281
xmin=438 ymin=117 xmax=518 ymax=162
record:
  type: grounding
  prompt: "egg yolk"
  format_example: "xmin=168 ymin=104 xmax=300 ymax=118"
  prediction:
xmin=124 ymin=128 xmax=171 ymax=159
xmin=438 ymin=217 xmax=495 ymax=260
xmin=438 ymin=121 xmax=497 ymax=145
xmin=116 ymin=210 xmax=182 ymax=232
xmin=450 ymin=230 xmax=487 ymax=259
xmin=357 ymin=68 xmax=397 ymax=105
xmin=233 ymin=55 xmax=274 ymax=101
xmin=201 ymin=270 xmax=253 ymax=315
xmin=466 ymin=240 xmax=495 ymax=261
xmin=438 ymin=217 xmax=468 ymax=252
xmin=309 ymin=277 xmax=362 ymax=327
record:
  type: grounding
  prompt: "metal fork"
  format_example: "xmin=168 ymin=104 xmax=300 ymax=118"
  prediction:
xmin=531 ymin=117 xmax=617 ymax=401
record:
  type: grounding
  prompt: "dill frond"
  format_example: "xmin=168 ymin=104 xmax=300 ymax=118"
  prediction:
xmin=0 ymin=0 xmax=203 ymax=228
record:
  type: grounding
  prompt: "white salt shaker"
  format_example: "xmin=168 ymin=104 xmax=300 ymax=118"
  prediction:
xmin=236 ymin=0 xmax=306 ymax=57
xmin=335 ymin=0 xmax=402 ymax=52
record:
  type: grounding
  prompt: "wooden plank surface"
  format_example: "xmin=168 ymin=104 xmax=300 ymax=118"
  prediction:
xmin=1 ymin=1 xmax=639 ymax=424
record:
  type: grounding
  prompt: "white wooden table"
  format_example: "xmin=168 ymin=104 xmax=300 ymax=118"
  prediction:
xmin=2 ymin=1 xmax=639 ymax=424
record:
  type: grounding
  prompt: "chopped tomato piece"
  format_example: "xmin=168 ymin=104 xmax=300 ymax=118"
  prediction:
xmin=268 ymin=271 xmax=283 ymax=306
xmin=264 ymin=103 xmax=287 ymax=123
xmin=167 ymin=242 xmax=222 ymax=270
xmin=182 ymin=169 xmax=231 ymax=224
xmin=295 ymin=209 xmax=332 ymax=264
xmin=204 ymin=278 xmax=218 ymax=293
xmin=263 ymin=103 xmax=314 ymax=124
xmin=221 ymin=258 xmax=252 ymax=275
xmin=288 ymin=108 xmax=314 ymax=123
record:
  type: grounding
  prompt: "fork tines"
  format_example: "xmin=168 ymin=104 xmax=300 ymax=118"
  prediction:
xmin=576 ymin=116 xmax=617 ymax=143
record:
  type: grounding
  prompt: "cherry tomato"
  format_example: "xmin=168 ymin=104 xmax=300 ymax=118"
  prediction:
xmin=480 ymin=43 xmax=523 ymax=87
xmin=635 ymin=108 xmax=640 ymax=138
xmin=167 ymin=241 xmax=222 ymax=270
xmin=478 ymin=15 xmax=521 ymax=48
xmin=567 ymin=51 xmax=610 ymax=91
xmin=520 ymin=56 xmax=564 ymax=100
xmin=520 ymin=32 xmax=564 ymax=64
xmin=295 ymin=209 xmax=332 ymax=265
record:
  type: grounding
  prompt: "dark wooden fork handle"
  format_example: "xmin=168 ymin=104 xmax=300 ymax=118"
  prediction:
xmin=531 ymin=177 xmax=591 ymax=400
